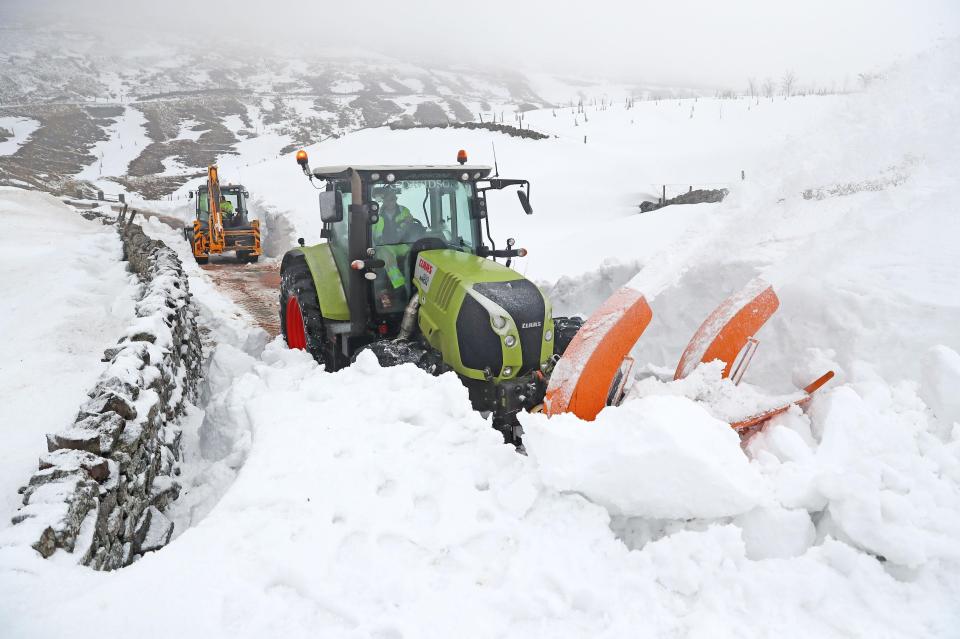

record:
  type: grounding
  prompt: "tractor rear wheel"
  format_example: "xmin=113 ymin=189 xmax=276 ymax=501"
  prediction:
xmin=280 ymin=254 xmax=329 ymax=368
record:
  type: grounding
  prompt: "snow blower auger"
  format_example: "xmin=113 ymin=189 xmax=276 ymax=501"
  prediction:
xmin=544 ymin=277 xmax=834 ymax=440
xmin=184 ymin=165 xmax=262 ymax=264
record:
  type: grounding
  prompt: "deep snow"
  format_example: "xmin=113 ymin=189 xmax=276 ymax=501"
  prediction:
xmin=0 ymin=189 xmax=137 ymax=524
xmin=1 ymin=42 xmax=959 ymax=638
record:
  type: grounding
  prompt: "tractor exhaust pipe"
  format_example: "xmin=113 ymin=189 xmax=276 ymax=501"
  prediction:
xmin=397 ymin=293 xmax=420 ymax=341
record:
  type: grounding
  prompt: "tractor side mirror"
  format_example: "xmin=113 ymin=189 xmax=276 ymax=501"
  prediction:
xmin=188 ymin=191 xmax=193 ymax=199
xmin=243 ymin=191 xmax=250 ymax=198
xmin=517 ymin=190 xmax=533 ymax=215
xmin=318 ymin=191 xmax=343 ymax=223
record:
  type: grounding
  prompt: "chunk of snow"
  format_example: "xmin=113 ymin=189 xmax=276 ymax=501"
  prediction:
xmin=523 ymin=395 xmax=764 ymax=519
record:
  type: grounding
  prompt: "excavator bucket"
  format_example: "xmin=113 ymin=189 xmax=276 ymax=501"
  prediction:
xmin=675 ymin=278 xmax=779 ymax=380
xmin=545 ymin=286 xmax=652 ymax=421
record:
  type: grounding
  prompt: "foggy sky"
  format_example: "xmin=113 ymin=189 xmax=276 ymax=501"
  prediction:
xmin=3 ymin=0 xmax=958 ymax=89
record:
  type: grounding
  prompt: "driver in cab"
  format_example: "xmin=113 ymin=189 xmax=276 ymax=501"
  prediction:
xmin=373 ymin=190 xmax=424 ymax=244
xmin=372 ymin=189 xmax=425 ymax=306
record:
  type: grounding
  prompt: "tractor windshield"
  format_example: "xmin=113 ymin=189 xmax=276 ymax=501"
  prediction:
xmin=370 ymin=178 xmax=476 ymax=250
xmin=368 ymin=177 xmax=477 ymax=313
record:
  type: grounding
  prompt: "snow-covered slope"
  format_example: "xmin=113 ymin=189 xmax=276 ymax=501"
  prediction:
xmin=1 ymin=42 xmax=959 ymax=638
xmin=0 ymin=189 xmax=137 ymax=523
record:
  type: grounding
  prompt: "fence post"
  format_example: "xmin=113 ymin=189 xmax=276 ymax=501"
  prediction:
xmin=662 ymin=185 xmax=666 ymax=204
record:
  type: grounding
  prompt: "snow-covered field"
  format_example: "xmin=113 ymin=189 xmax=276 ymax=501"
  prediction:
xmin=0 ymin=116 xmax=40 ymax=156
xmin=0 ymin=189 xmax=137 ymax=524
xmin=1 ymin=42 xmax=959 ymax=637
xmin=76 ymin=106 xmax=150 ymax=184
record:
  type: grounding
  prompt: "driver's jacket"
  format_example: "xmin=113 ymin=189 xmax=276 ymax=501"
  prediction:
xmin=373 ymin=205 xmax=415 ymax=289
xmin=372 ymin=205 xmax=413 ymax=239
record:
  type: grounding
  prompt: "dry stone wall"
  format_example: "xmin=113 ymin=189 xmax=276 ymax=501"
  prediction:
xmin=4 ymin=212 xmax=202 ymax=570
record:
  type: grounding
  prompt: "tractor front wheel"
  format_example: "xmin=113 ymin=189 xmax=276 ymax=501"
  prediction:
xmin=280 ymin=254 xmax=336 ymax=369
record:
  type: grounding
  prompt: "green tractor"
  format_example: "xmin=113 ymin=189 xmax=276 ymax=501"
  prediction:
xmin=280 ymin=149 xmax=581 ymax=444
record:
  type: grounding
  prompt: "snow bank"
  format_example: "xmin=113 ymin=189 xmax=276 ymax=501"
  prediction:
xmin=523 ymin=395 xmax=764 ymax=519
xmin=1 ymin=209 xmax=203 ymax=569
xmin=0 ymin=188 xmax=136 ymax=524
xmin=4 ymin=348 xmax=957 ymax=637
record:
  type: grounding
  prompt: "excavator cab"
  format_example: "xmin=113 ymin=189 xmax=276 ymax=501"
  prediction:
xmin=197 ymin=186 xmax=249 ymax=227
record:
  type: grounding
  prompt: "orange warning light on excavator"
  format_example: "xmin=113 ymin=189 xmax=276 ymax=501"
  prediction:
xmin=296 ymin=149 xmax=309 ymax=166
xmin=457 ymin=149 xmax=468 ymax=165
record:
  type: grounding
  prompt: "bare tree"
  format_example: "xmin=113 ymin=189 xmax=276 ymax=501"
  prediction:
xmin=781 ymin=70 xmax=796 ymax=98
xmin=762 ymin=77 xmax=775 ymax=98
xmin=747 ymin=77 xmax=757 ymax=100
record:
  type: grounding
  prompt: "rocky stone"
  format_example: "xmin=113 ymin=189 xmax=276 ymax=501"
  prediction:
xmin=39 ymin=449 xmax=111 ymax=482
xmin=78 ymin=390 xmax=138 ymax=421
xmin=48 ymin=412 xmax=126 ymax=455
xmin=639 ymin=187 xmax=729 ymax=213
xmin=90 ymin=376 xmax=140 ymax=401
xmin=139 ymin=507 xmax=174 ymax=553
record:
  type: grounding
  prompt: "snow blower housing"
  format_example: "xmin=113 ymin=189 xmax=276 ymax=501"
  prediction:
xmin=281 ymin=151 xmax=566 ymax=442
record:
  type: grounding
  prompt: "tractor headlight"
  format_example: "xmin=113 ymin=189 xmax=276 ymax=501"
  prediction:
xmin=502 ymin=366 xmax=513 ymax=377
xmin=544 ymin=329 xmax=553 ymax=342
xmin=505 ymin=335 xmax=516 ymax=347
xmin=491 ymin=315 xmax=507 ymax=330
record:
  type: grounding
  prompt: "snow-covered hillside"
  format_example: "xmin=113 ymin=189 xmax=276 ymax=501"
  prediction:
xmin=1 ymin=41 xmax=959 ymax=638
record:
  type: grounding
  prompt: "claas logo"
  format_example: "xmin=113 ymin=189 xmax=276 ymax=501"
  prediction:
xmin=418 ymin=258 xmax=433 ymax=274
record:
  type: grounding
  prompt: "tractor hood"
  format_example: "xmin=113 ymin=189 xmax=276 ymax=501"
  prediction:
xmin=412 ymin=249 xmax=554 ymax=382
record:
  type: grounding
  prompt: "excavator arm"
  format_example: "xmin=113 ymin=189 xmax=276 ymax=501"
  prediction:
xmin=207 ymin=165 xmax=225 ymax=252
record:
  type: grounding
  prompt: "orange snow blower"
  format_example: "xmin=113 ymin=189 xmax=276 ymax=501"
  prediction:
xmin=544 ymin=278 xmax=834 ymax=438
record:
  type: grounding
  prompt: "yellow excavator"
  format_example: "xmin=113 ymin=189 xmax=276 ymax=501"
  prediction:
xmin=187 ymin=165 xmax=262 ymax=264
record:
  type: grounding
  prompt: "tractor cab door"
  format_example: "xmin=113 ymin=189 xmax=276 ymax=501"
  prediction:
xmin=326 ymin=182 xmax=354 ymax=302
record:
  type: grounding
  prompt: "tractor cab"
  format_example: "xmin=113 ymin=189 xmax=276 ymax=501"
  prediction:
xmin=303 ymin=158 xmax=532 ymax=328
